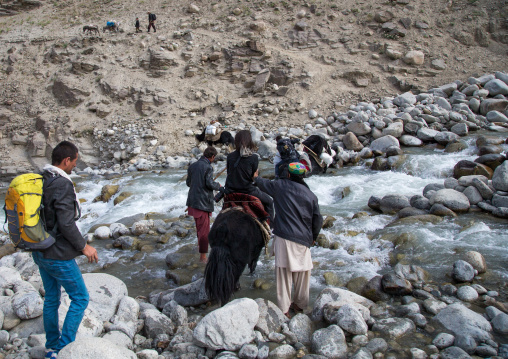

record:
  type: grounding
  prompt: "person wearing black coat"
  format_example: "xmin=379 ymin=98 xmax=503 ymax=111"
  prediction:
xmin=186 ymin=146 xmax=222 ymax=262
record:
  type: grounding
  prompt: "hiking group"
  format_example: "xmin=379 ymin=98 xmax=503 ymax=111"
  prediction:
xmin=186 ymin=130 xmax=324 ymax=318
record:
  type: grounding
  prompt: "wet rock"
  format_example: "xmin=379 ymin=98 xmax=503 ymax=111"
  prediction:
xmin=457 ymin=286 xmax=478 ymax=302
xmin=310 ymin=325 xmax=347 ymax=359
xmin=131 ymin=220 xmax=154 ymax=236
xmin=463 ymin=251 xmax=486 ymax=274
xmin=379 ymin=194 xmax=410 ymax=214
xmin=372 ymin=317 xmax=415 ymax=339
xmin=439 ymin=346 xmax=471 ymax=359
xmin=423 ymin=298 xmax=447 ymax=315
xmin=362 ymin=276 xmax=391 ymax=302
xmin=193 ymin=298 xmax=259 ymax=351
xmin=381 ymin=273 xmax=412 ymax=295
xmin=365 ymin=337 xmax=388 ymax=354
xmin=452 ymin=260 xmax=475 ymax=282
xmin=474 ymin=154 xmax=505 ymax=170
xmin=429 ymin=189 xmax=470 ymax=213
xmin=432 ymin=332 xmax=455 ymax=349
xmin=98 ymin=184 xmax=120 ymax=202
xmin=410 ymin=195 xmax=431 ymax=210
xmin=435 ymin=132 xmax=459 ymax=146
xmin=491 ymin=312 xmax=508 ymax=334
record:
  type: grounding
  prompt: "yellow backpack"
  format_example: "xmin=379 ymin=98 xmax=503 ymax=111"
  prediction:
xmin=3 ymin=173 xmax=58 ymax=250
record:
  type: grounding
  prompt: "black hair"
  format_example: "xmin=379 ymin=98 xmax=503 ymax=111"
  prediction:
xmin=234 ymin=130 xmax=256 ymax=151
xmin=288 ymin=172 xmax=309 ymax=188
xmin=203 ymin=146 xmax=218 ymax=159
xmin=51 ymin=141 xmax=78 ymax=165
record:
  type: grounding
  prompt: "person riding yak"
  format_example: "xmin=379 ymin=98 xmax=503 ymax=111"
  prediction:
xmin=274 ymin=136 xmax=300 ymax=179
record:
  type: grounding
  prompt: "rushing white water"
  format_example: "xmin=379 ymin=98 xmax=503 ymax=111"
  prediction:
xmin=1 ymin=135 xmax=507 ymax=299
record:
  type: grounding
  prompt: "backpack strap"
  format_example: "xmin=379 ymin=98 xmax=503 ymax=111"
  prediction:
xmin=41 ymin=175 xmax=61 ymax=237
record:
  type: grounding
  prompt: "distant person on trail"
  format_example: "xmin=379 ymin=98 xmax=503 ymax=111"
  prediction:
xmin=147 ymin=12 xmax=156 ymax=32
xmin=135 ymin=17 xmax=141 ymax=33
xmin=186 ymin=146 xmax=222 ymax=263
xmin=253 ymin=162 xmax=322 ymax=318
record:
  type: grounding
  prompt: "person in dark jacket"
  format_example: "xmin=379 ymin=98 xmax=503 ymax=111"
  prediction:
xmin=254 ymin=162 xmax=322 ymax=318
xmin=147 ymin=11 xmax=156 ymax=32
xmin=33 ymin=141 xmax=98 ymax=357
xmin=135 ymin=17 xmax=141 ymax=33
xmin=186 ymin=146 xmax=222 ymax=263
xmin=224 ymin=130 xmax=274 ymax=222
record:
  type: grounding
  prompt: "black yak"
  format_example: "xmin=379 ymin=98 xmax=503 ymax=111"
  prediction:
xmin=204 ymin=208 xmax=266 ymax=305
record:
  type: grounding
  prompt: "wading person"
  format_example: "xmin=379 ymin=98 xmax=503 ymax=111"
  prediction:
xmin=224 ymin=130 xmax=274 ymax=222
xmin=186 ymin=146 xmax=222 ymax=263
xmin=33 ymin=141 xmax=98 ymax=358
xmin=253 ymin=162 xmax=322 ymax=318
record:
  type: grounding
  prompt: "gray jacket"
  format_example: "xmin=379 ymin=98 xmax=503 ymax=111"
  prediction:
xmin=255 ymin=177 xmax=322 ymax=247
xmin=42 ymin=171 xmax=86 ymax=260
xmin=186 ymin=156 xmax=221 ymax=212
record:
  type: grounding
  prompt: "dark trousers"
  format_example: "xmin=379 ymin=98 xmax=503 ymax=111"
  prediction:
xmin=188 ymin=207 xmax=211 ymax=253
xmin=148 ymin=22 xmax=156 ymax=32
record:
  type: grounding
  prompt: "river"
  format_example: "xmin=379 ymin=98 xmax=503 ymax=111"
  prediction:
xmin=1 ymin=132 xmax=507 ymax=305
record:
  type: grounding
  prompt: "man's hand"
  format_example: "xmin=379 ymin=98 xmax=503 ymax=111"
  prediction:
xmin=253 ymin=170 xmax=259 ymax=180
xmin=82 ymin=244 xmax=99 ymax=263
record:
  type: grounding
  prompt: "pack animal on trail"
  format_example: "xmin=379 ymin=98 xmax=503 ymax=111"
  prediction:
xmin=204 ymin=208 xmax=265 ymax=305
xmin=103 ymin=21 xmax=120 ymax=33
xmin=82 ymin=25 xmax=100 ymax=35
xmin=195 ymin=128 xmax=234 ymax=147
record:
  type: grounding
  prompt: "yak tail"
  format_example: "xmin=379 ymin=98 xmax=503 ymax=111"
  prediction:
xmin=204 ymin=245 xmax=236 ymax=306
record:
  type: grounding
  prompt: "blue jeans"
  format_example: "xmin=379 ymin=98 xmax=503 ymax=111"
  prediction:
xmin=32 ymin=252 xmax=89 ymax=352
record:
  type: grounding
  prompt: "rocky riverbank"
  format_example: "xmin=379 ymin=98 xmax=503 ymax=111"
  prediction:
xmin=0 ymin=241 xmax=507 ymax=359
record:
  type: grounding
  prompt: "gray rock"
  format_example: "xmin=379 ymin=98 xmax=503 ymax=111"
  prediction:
xmin=0 ymin=330 xmax=9 ymax=348
xmin=381 ymin=273 xmax=412 ymax=295
xmin=58 ymin=337 xmax=137 ymax=359
xmin=452 ymin=260 xmax=475 ymax=282
xmin=486 ymin=110 xmax=508 ymax=123
xmin=334 ymin=304 xmax=368 ymax=335
xmin=454 ymin=334 xmax=477 ymax=354
xmin=311 ymin=287 xmax=373 ymax=322
xmin=346 ymin=122 xmax=371 ymax=136
xmin=410 ymin=195 xmax=431 ymax=210
xmin=257 ymin=140 xmax=277 ymax=159
xmin=101 ymin=330 xmax=133 ymax=349
xmin=484 ymin=79 xmax=508 ymax=96
xmin=432 ymin=332 xmax=455 ymax=349
xmin=456 ymin=286 xmax=478 ymax=302
xmin=433 ymin=303 xmax=492 ymax=342
xmin=399 ymin=135 xmax=423 ymax=146
xmin=351 ymin=348 xmax=373 ymax=359
xmin=254 ymin=299 xmax=285 ymax=336
xmin=172 ymin=278 xmax=209 ymax=307
xmin=94 ymin=226 xmax=111 ymax=240
xmin=365 ymin=337 xmax=388 ymax=353
xmin=451 ymin=123 xmax=468 ymax=137
xmin=492 ymin=161 xmax=508 ymax=191
xmin=439 ymin=346 xmax=472 ymax=359
xmin=370 ymin=135 xmax=400 ymax=153
xmin=463 ymin=251 xmax=487 ymax=274
xmin=372 ymin=317 xmax=415 ymax=339
xmin=110 ymin=223 xmax=130 ymax=239
xmin=379 ymin=194 xmax=410 ymax=214
xmin=382 ymin=122 xmax=404 ymax=138
xmin=268 ymin=344 xmax=296 ymax=358
xmin=491 ymin=312 xmax=508 ymax=334
xmin=83 ymin=273 xmax=128 ymax=322
xmin=475 ymin=344 xmax=498 ymax=357
xmin=288 ymin=314 xmax=312 ymax=345
xmin=479 ymin=98 xmax=508 ymax=115
xmin=11 ymin=291 xmax=43 ymax=320
xmin=193 ymin=298 xmax=259 ymax=351
xmin=429 ymin=189 xmax=470 ymax=213
xmin=141 ymin=308 xmax=174 ymax=339
xmin=417 ymin=128 xmax=440 ymax=142
xmin=162 ymin=300 xmax=187 ymax=328
xmin=310 ymin=325 xmax=347 ymax=359
xmin=435 ymin=131 xmax=459 ymax=145
xmin=239 ymin=344 xmax=258 ymax=359
xmin=462 ymin=186 xmax=482 ymax=205
xmin=343 ymin=132 xmax=364 ymax=151
xmin=471 ymin=178 xmax=494 ymax=200
xmin=423 ymin=298 xmax=447 ymax=315
xmin=396 ymin=302 xmax=420 ymax=316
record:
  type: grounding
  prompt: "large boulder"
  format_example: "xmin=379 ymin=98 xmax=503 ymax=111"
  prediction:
xmin=82 ymin=273 xmax=128 ymax=322
xmin=193 ymin=298 xmax=259 ymax=351
xmin=379 ymin=194 xmax=410 ymax=214
xmin=254 ymin=298 xmax=286 ymax=336
xmin=58 ymin=337 xmax=137 ymax=359
xmin=452 ymin=260 xmax=475 ymax=282
xmin=429 ymin=189 xmax=470 ymax=213
xmin=433 ymin=303 xmax=492 ymax=342
xmin=311 ymin=325 xmax=347 ymax=359
xmin=492 ymin=161 xmax=508 ymax=191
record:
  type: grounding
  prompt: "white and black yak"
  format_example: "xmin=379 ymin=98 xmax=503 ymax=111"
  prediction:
xmin=204 ymin=209 xmax=265 ymax=305
xmin=195 ymin=128 xmax=235 ymax=147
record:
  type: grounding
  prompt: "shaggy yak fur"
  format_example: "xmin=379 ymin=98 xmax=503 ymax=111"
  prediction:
xmin=204 ymin=209 xmax=265 ymax=305
xmin=82 ymin=25 xmax=100 ymax=35
xmin=195 ymin=128 xmax=235 ymax=147
xmin=303 ymin=135 xmax=333 ymax=176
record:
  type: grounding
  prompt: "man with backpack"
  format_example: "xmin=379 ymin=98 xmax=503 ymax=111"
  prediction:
xmin=147 ymin=11 xmax=156 ymax=32
xmin=32 ymin=141 xmax=98 ymax=358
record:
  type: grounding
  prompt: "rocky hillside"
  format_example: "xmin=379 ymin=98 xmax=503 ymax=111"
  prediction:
xmin=0 ymin=0 xmax=507 ymax=178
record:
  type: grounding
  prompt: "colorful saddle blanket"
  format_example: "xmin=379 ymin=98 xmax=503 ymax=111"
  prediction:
xmin=222 ymin=193 xmax=270 ymax=225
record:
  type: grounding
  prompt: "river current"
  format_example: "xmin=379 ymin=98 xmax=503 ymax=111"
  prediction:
xmin=1 ymin=133 xmax=507 ymax=304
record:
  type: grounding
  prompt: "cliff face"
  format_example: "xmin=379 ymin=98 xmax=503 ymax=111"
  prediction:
xmin=0 ymin=0 xmax=507 ymax=178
